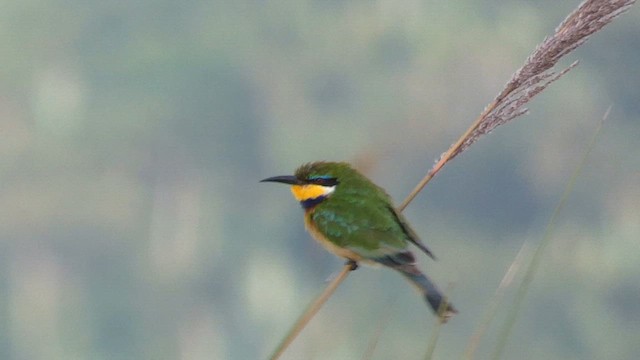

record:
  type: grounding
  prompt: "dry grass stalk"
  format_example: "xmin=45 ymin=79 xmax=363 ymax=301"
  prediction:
xmin=462 ymin=242 xmax=532 ymax=360
xmin=269 ymin=262 xmax=355 ymax=360
xmin=400 ymin=0 xmax=635 ymax=211
xmin=490 ymin=107 xmax=611 ymax=360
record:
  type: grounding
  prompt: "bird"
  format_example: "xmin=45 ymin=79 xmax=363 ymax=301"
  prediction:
xmin=261 ymin=161 xmax=457 ymax=322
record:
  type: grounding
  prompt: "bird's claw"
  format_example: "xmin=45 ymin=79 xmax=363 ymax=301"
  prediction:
xmin=345 ymin=259 xmax=358 ymax=271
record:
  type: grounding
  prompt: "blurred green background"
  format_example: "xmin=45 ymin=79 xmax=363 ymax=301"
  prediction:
xmin=1 ymin=0 xmax=638 ymax=359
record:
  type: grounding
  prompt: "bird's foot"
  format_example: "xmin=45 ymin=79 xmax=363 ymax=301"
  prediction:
xmin=436 ymin=299 xmax=458 ymax=324
xmin=345 ymin=259 xmax=358 ymax=271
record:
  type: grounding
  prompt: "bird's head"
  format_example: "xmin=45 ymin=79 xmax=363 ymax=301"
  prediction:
xmin=261 ymin=162 xmax=357 ymax=209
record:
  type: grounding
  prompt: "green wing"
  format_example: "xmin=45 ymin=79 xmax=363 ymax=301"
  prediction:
xmin=387 ymin=206 xmax=436 ymax=259
xmin=311 ymin=199 xmax=410 ymax=259
xmin=312 ymin=196 xmax=436 ymax=260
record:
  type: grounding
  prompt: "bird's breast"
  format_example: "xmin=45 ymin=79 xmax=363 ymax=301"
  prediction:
xmin=303 ymin=211 xmax=362 ymax=261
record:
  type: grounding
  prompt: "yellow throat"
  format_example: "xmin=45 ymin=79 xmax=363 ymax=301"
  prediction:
xmin=290 ymin=184 xmax=335 ymax=202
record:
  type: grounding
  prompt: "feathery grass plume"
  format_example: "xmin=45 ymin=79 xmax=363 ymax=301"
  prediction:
xmin=400 ymin=0 xmax=635 ymax=211
xmin=455 ymin=0 xmax=635 ymax=158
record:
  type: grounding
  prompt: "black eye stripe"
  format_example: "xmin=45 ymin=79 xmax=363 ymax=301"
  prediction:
xmin=309 ymin=177 xmax=339 ymax=186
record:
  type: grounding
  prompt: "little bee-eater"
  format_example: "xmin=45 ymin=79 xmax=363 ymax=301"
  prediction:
xmin=261 ymin=161 xmax=457 ymax=321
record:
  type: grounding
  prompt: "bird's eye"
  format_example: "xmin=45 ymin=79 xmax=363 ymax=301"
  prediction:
xmin=310 ymin=177 xmax=338 ymax=186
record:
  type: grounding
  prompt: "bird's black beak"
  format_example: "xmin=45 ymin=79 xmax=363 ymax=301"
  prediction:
xmin=260 ymin=175 xmax=302 ymax=185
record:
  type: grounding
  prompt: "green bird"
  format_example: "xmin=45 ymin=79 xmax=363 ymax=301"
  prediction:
xmin=261 ymin=161 xmax=456 ymax=321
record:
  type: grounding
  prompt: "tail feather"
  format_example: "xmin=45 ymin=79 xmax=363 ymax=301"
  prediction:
xmin=398 ymin=266 xmax=457 ymax=322
xmin=374 ymin=253 xmax=457 ymax=322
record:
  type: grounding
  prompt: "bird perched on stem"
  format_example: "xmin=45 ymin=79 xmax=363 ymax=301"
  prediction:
xmin=261 ymin=161 xmax=456 ymax=322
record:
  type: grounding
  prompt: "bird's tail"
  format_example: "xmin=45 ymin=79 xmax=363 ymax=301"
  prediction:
xmin=397 ymin=265 xmax=457 ymax=322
